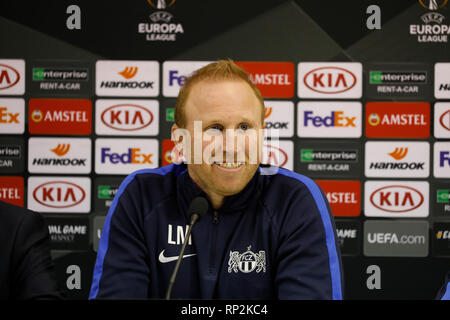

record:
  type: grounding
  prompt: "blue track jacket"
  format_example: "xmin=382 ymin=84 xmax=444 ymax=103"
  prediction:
xmin=89 ymin=164 xmax=344 ymax=299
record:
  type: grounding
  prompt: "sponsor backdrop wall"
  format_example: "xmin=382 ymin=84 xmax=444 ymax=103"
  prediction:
xmin=1 ymin=0 xmax=450 ymax=299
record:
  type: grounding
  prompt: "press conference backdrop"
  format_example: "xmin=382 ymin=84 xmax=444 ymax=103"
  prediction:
xmin=0 ymin=0 xmax=450 ymax=299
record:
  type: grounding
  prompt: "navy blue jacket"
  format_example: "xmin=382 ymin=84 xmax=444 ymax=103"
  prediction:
xmin=89 ymin=164 xmax=343 ymax=299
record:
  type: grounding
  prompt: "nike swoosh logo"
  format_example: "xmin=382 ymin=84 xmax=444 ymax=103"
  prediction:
xmin=158 ymin=250 xmax=197 ymax=263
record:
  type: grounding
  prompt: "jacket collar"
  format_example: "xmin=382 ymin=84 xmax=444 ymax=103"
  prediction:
xmin=176 ymin=163 xmax=261 ymax=214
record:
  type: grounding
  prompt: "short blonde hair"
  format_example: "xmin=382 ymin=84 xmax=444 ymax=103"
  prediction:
xmin=174 ymin=59 xmax=265 ymax=127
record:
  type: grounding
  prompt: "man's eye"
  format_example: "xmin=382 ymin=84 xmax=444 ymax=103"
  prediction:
xmin=239 ymin=124 xmax=249 ymax=131
xmin=208 ymin=125 xmax=222 ymax=131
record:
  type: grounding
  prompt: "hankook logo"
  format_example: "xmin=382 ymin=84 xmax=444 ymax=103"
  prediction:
xmin=118 ymin=66 xmax=138 ymax=79
xmin=365 ymin=141 xmax=430 ymax=178
xmin=388 ymin=147 xmax=408 ymax=160
xmin=51 ymin=144 xmax=70 ymax=156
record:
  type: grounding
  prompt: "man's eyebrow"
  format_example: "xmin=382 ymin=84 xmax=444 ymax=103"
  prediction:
xmin=203 ymin=118 xmax=256 ymax=127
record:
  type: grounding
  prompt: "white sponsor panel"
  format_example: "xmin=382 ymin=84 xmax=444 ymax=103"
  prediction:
xmin=28 ymin=137 xmax=91 ymax=174
xmin=434 ymin=142 xmax=450 ymax=178
xmin=298 ymin=62 xmax=362 ymax=99
xmin=0 ymin=59 xmax=25 ymax=95
xmin=95 ymin=99 xmax=159 ymax=136
xmin=435 ymin=63 xmax=450 ymax=99
xmin=95 ymin=60 xmax=159 ymax=96
xmin=434 ymin=102 xmax=450 ymax=138
xmin=263 ymin=101 xmax=294 ymax=138
xmin=0 ymin=98 xmax=24 ymax=134
xmin=261 ymin=140 xmax=293 ymax=170
xmin=365 ymin=141 xmax=430 ymax=178
xmin=95 ymin=138 xmax=159 ymax=175
xmin=364 ymin=181 xmax=429 ymax=218
xmin=163 ymin=61 xmax=212 ymax=97
xmin=297 ymin=101 xmax=362 ymax=138
xmin=28 ymin=176 xmax=91 ymax=213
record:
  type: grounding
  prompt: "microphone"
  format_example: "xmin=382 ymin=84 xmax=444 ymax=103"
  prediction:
xmin=165 ymin=196 xmax=209 ymax=300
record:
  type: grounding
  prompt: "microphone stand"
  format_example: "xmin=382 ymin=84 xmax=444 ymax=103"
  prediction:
xmin=165 ymin=213 xmax=200 ymax=300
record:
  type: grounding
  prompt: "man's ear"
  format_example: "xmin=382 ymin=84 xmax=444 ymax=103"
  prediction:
xmin=171 ymin=124 xmax=187 ymax=163
xmin=171 ymin=124 xmax=180 ymax=141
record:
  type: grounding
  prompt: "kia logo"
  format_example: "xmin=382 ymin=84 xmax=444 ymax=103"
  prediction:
xmin=439 ymin=110 xmax=450 ymax=131
xmin=263 ymin=145 xmax=288 ymax=167
xmin=33 ymin=181 xmax=86 ymax=208
xmin=0 ymin=64 xmax=20 ymax=90
xmin=101 ymin=104 xmax=153 ymax=131
xmin=370 ymin=185 xmax=424 ymax=213
xmin=303 ymin=67 xmax=357 ymax=94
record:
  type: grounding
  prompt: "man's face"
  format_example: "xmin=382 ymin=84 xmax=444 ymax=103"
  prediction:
xmin=173 ymin=79 xmax=263 ymax=199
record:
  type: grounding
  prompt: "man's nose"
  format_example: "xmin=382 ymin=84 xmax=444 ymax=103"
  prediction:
xmin=223 ymin=129 xmax=245 ymax=162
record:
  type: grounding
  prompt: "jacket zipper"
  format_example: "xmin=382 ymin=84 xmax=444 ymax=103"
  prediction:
xmin=209 ymin=210 xmax=219 ymax=273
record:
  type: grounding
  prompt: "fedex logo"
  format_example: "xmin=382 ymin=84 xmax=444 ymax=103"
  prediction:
xmin=0 ymin=98 xmax=24 ymax=134
xmin=440 ymin=152 xmax=450 ymax=167
xmin=163 ymin=61 xmax=211 ymax=97
xmin=297 ymin=102 xmax=361 ymax=138
xmin=101 ymin=148 xmax=153 ymax=164
xmin=169 ymin=70 xmax=186 ymax=86
xmin=303 ymin=111 xmax=356 ymax=127
xmin=95 ymin=138 xmax=158 ymax=175
xmin=434 ymin=142 xmax=450 ymax=178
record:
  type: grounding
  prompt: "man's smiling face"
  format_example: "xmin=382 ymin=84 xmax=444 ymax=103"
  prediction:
xmin=175 ymin=78 xmax=264 ymax=200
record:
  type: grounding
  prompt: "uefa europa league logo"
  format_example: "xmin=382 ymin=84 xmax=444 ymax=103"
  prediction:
xmin=147 ymin=0 xmax=176 ymax=9
xmin=419 ymin=0 xmax=448 ymax=10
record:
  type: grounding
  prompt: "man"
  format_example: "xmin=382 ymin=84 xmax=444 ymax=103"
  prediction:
xmin=0 ymin=200 xmax=62 ymax=299
xmin=90 ymin=60 xmax=343 ymax=299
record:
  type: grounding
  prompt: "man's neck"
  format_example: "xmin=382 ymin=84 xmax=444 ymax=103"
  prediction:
xmin=207 ymin=192 xmax=224 ymax=210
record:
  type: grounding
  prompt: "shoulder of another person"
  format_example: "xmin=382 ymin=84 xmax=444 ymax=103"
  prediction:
xmin=0 ymin=201 xmax=44 ymax=236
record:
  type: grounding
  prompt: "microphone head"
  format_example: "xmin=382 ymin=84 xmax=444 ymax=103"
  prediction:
xmin=188 ymin=196 xmax=209 ymax=220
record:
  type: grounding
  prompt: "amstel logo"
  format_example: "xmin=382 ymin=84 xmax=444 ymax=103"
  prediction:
xmin=31 ymin=109 xmax=43 ymax=122
xmin=367 ymin=113 xmax=380 ymax=126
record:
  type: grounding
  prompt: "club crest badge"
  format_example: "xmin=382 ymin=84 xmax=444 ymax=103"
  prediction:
xmin=228 ymin=246 xmax=266 ymax=273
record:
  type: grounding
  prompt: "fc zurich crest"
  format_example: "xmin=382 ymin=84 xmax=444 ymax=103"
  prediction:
xmin=228 ymin=246 xmax=266 ymax=273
